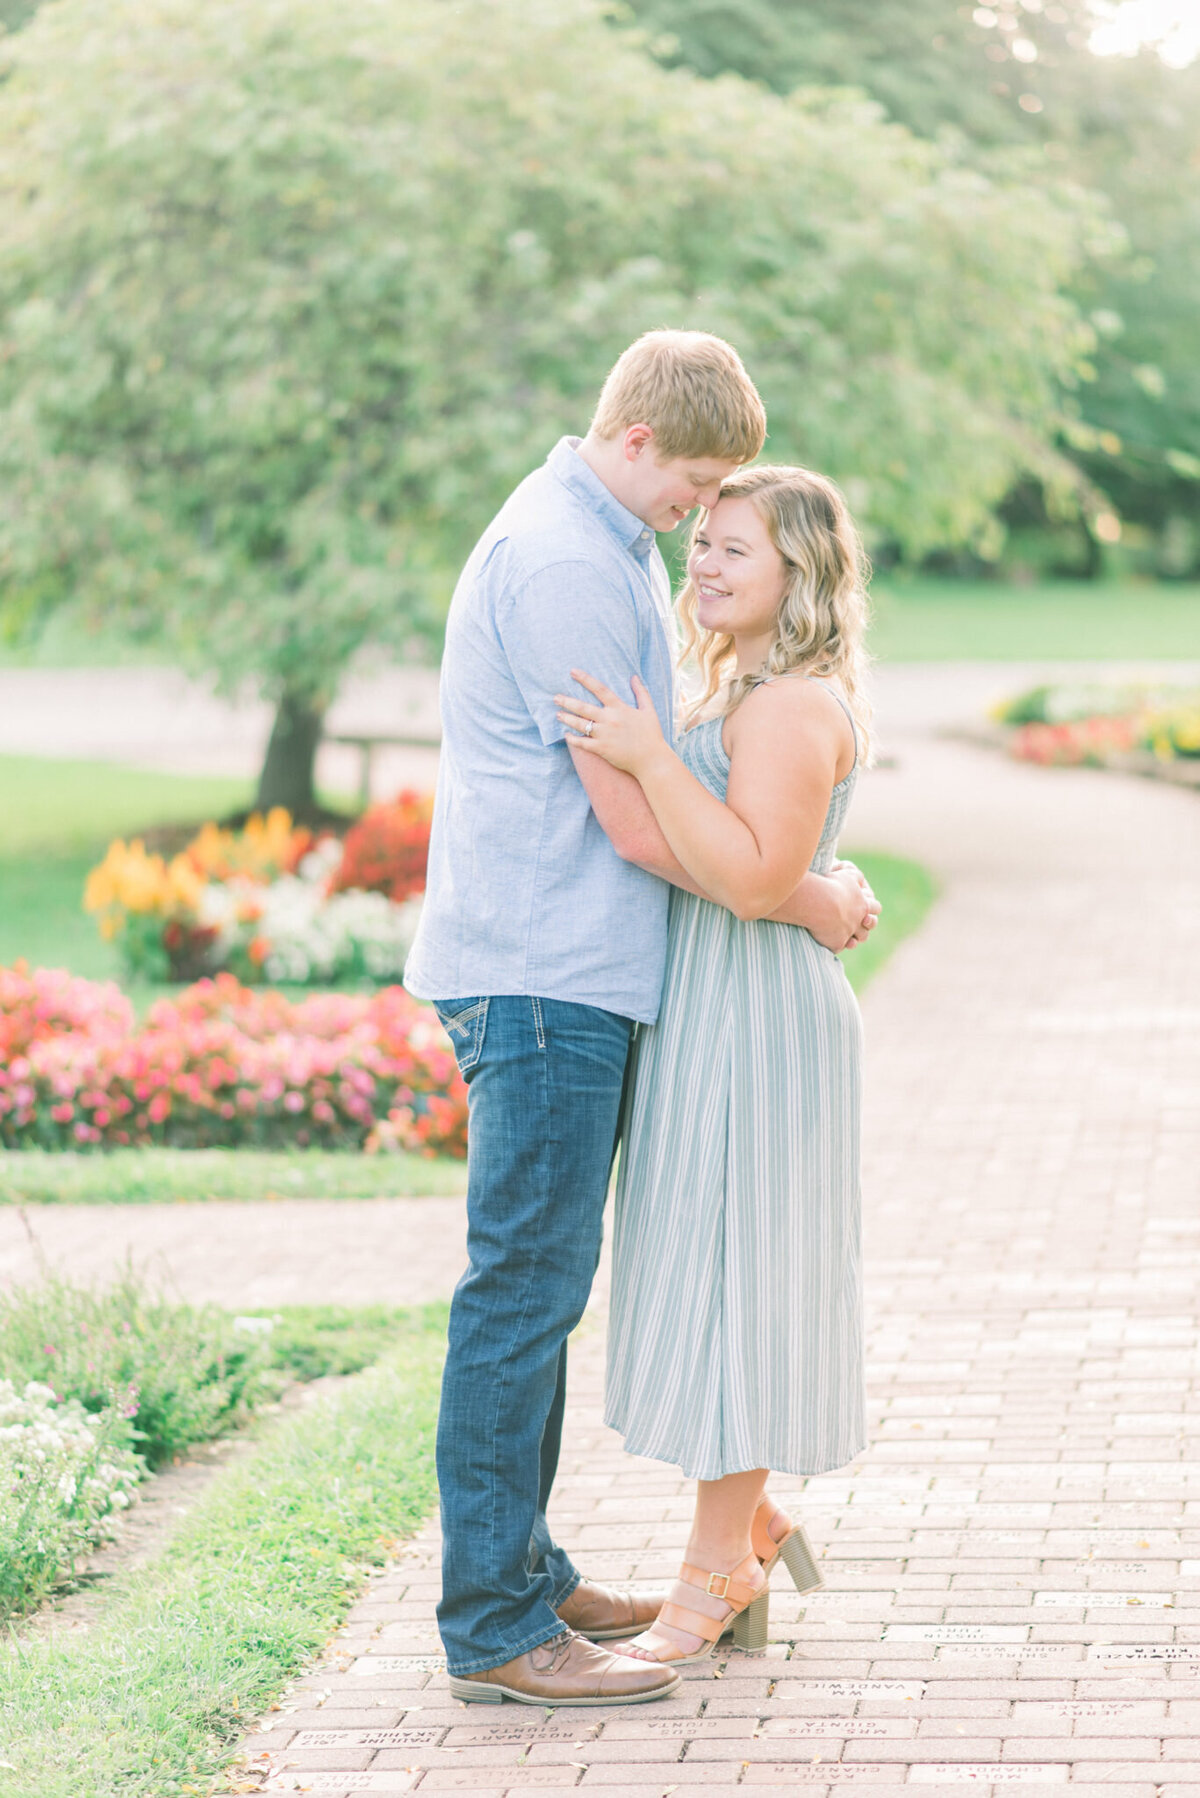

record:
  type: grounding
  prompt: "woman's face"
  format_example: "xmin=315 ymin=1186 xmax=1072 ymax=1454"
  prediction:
xmin=687 ymin=495 xmax=788 ymax=647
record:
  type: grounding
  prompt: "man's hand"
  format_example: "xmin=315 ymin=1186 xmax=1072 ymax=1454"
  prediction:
xmin=772 ymin=860 xmax=880 ymax=951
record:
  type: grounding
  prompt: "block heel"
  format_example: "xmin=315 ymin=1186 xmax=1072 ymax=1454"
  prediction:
xmin=778 ymin=1525 xmax=823 ymax=1595
xmin=732 ymin=1588 xmax=770 ymax=1652
xmin=751 ymin=1496 xmax=823 ymax=1595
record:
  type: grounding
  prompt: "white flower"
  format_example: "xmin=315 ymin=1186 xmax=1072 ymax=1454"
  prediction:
xmin=297 ymin=837 xmax=344 ymax=883
xmin=0 ymin=1382 xmax=143 ymax=1587
xmin=251 ymin=883 xmax=422 ymax=985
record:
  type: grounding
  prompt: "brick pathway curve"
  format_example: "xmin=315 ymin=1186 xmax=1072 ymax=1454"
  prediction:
xmin=220 ymin=713 xmax=1200 ymax=1797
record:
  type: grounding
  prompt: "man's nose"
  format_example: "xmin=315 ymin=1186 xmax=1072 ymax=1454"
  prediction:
xmin=695 ymin=483 xmax=723 ymax=509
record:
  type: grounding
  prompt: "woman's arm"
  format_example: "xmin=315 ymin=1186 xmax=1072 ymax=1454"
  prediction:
xmin=557 ymin=673 xmax=854 ymax=923
xmin=568 ymin=744 xmax=879 ymax=946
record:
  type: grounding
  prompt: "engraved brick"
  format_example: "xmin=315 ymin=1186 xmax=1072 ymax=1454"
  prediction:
xmin=264 ymin=1774 xmax=419 ymax=1795
xmin=741 ymin=1766 xmax=907 ymax=1785
xmin=907 ymin=1769 xmax=1067 ymax=1785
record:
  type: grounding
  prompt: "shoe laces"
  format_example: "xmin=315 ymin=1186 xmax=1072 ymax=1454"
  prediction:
xmin=530 ymin=1630 xmax=575 ymax=1673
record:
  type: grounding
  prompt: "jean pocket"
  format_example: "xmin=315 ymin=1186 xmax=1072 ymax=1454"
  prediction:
xmin=432 ymin=996 xmax=490 ymax=1075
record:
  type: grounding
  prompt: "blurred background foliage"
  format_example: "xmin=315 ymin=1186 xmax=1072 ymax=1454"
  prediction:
xmin=630 ymin=0 xmax=1200 ymax=582
xmin=0 ymin=0 xmax=1195 ymax=806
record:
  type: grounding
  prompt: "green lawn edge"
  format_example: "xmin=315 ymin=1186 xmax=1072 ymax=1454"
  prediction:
xmin=869 ymin=576 xmax=1200 ymax=662
xmin=839 ymin=848 xmax=937 ymax=996
xmin=0 ymin=1304 xmax=447 ymax=1798
xmin=0 ymin=1145 xmax=468 ymax=1206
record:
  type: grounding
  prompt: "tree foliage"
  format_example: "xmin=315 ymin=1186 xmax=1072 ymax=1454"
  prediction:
xmin=0 ymin=0 xmax=1100 ymax=794
xmin=630 ymin=0 xmax=1200 ymax=569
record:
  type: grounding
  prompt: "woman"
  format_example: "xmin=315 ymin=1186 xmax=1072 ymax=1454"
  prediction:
xmin=554 ymin=463 xmax=869 ymax=1664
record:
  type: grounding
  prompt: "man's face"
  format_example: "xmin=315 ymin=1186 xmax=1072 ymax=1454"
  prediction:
xmin=628 ymin=446 xmax=743 ymax=534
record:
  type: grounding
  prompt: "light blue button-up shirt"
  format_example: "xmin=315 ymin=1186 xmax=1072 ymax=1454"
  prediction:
xmin=406 ymin=436 xmax=676 ymax=1028
xmin=404 ymin=438 xmax=676 ymax=1024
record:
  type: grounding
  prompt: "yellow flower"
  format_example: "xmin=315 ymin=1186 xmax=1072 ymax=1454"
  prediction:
xmin=167 ymin=854 xmax=206 ymax=909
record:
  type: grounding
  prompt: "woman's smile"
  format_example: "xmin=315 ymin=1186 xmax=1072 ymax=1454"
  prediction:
xmin=687 ymin=494 xmax=790 ymax=658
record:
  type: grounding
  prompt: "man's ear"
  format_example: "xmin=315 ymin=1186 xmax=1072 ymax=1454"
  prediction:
xmin=622 ymin=423 xmax=655 ymax=462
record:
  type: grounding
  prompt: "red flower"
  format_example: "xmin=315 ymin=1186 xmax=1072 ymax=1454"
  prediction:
xmin=331 ymin=790 xmax=433 ymax=903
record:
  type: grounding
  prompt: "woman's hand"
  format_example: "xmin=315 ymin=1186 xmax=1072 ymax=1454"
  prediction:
xmin=555 ymin=670 xmax=670 ymax=778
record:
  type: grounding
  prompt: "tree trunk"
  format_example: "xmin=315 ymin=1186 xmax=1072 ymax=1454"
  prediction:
xmin=254 ymin=688 xmax=326 ymax=818
xmin=1078 ymin=515 xmax=1104 ymax=580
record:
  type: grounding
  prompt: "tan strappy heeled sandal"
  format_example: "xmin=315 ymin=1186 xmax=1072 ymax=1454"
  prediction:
xmin=751 ymin=1495 xmax=824 ymax=1595
xmin=624 ymin=1551 xmax=771 ymax=1665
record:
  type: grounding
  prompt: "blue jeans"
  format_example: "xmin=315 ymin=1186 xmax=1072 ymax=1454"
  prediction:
xmin=431 ymin=994 xmax=634 ymax=1675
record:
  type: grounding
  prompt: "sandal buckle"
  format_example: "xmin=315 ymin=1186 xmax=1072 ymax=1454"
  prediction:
xmin=706 ymin=1572 xmax=731 ymax=1599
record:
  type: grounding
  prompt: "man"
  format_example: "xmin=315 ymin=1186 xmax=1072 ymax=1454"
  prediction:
xmin=405 ymin=331 xmax=878 ymax=1707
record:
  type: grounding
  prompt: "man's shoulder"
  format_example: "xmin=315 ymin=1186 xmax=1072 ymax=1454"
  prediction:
xmin=479 ymin=464 xmax=630 ymax=592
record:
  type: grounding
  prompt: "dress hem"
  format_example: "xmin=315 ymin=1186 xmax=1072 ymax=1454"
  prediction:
xmin=605 ymin=1410 xmax=868 ymax=1485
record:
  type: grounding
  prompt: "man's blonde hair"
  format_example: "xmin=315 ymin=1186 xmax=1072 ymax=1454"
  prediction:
xmin=590 ymin=330 xmax=766 ymax=464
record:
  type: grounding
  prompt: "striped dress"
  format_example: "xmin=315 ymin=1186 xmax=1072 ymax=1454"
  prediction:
xmin=604 ymin=698 xmax=866 ymax=1481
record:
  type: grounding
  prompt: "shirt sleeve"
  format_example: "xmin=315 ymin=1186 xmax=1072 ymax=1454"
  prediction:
xmin=495 ymin=558 xmax=648 ymax=747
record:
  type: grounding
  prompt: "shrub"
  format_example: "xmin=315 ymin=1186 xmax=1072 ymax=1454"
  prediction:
xmin=0 ymin=963 xmax=133 ymax=1060
xmin=1010 ymin=715 xmax=1139 ymax=767
xmin=0 ymin=1272 xmax=277 ymax=1470
xmin=83 ymin=807 xmax=428 ymax=984
xmin=1141 ymin=704 xmax=1200 ymax=760
xmin=0 ymin=973 xmax=468 ymax=1156
xmin=331 ymin=789 xmax=433 ymax=903
xmin=0 ymin=1379 xmax=140 ymax=1619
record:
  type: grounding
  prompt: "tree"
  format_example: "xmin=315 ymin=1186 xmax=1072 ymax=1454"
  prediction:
xmin=629 ymin=0 xmax=1200 ymax=573
xmin=0 ymin=0 xmax=1100 ymax=807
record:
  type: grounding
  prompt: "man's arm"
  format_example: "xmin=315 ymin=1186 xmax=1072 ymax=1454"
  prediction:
xmin=569 ymin=746 xmax=879 ymax=949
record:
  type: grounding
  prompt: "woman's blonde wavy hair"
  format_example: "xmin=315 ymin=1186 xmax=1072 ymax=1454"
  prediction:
xmin=677 ymin=463 xmax=872 ymax=759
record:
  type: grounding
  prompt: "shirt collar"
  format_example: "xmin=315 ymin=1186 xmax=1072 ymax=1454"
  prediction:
xmin=547 ymin=437 xmax=657 ymax=556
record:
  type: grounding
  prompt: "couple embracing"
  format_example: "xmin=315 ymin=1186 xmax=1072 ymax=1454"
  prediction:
xmin=404 ymin=330 xmax=876 ymax=1707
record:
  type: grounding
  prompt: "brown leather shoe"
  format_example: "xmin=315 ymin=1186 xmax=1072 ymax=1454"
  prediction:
xmin=447 ymin=1629 xmax=680 ymax=1706
xmin=557 ymin=1578 xmax=668 ymax=1641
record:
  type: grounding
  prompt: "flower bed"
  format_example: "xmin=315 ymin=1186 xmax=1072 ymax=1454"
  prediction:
xmin=85 ymin=797 xmax=432 ymax=985
xmin=0 ymin=1379 xmax=140 ymax=1617
xmin=330 ymin=789 xmax=434 ymax=903
xmin=991 ymin=682 xmax=1200 ymax=778
xmin=0 ymin=967 xmax=467 ymax=1157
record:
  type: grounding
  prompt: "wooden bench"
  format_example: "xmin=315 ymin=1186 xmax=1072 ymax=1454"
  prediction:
xmin=324 ymin=730 xmax=441 ymax=809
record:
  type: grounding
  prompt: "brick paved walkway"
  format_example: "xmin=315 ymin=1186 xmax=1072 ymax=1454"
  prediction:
xmin=0 ymin=1196 xmax=468 ymax=1308
xmin=222 ymin=712 xmax=1200 ymax=1798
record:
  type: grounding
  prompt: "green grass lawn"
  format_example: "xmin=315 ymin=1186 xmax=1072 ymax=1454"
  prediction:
xmin=0 ymin=1305 xmax=446 ymax=1798
xmin=0 ymin=756 xmax=256 ymax=1005
xmin=840 ymin=849 xmax=936 ymax=994
xmin=0 ymin=754 xmax=359 ymax=1008
xmin=0 ymin=1145 xmax=468 ymax=1203
xmin=0 ymin=755 xmax=254 ymax=859
xmin=870 ymin=576 xmax=1200 ymax=661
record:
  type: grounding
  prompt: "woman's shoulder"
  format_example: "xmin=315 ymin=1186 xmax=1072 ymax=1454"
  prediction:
xmin=727 ymin=673 xmax=856 ymax=774
xmin=741 ymin=672 xmax=851 ymax=729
